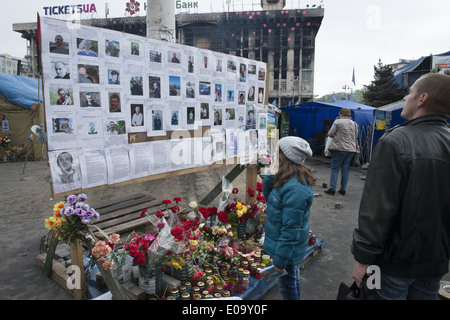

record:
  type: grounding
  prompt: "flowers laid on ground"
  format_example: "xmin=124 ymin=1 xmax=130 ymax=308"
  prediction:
xmin=44 ymin=188 xmax=270 ymax=297
xmin=44 ymin=194 xmax=100 ymax=243
xmin=5 ymin=144 xmax=24 ymax=156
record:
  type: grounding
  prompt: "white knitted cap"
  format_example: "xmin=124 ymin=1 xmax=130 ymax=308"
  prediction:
xmin=279 ymin=136 xmax=313 ymax=164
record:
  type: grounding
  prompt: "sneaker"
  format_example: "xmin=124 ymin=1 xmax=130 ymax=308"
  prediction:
xmin=338 ymin=189 xmax=346 ymax=195
xmin=324 ymin=188 xmax=335 ymax=195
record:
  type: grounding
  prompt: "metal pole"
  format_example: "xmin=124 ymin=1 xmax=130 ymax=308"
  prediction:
xmin=146 ymin=0 xmax=176 ymax=42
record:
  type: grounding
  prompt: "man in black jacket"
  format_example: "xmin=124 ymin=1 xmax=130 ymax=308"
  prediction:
xmin=351 ymin=73 xmax=450 ymax=299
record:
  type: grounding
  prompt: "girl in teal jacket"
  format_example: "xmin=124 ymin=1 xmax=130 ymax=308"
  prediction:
xmin=263 ymin=136 xmax=315 ymax=300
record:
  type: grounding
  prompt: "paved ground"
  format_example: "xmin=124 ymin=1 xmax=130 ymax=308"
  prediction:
xmin=0 ymin=156 xmax=448 ymax=300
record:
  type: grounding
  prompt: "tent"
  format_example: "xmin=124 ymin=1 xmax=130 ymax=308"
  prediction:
xmin=371 ymin=100 xmax=405 ymax=155
xmin=0 ymin=72 xmax=44 ymax=160
xmin=281 ymin=100 xmax=375 ymax=161
xmin=370 ymin=100 xmax=449 ymax=160
xmin=393 ymin=50 xmax=450 ymax=90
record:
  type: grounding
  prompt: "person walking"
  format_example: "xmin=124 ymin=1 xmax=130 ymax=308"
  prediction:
xmin=324 ymin=108 xmax=359 ymax=195
xmin=351 ymin=73 xmax=450 ymax=300
xmin=263 ymin=136 xmax=315 ymax=300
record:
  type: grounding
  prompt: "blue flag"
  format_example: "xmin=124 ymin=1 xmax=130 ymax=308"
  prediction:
xmin=352 ymin=67 xmax=356 ymax=86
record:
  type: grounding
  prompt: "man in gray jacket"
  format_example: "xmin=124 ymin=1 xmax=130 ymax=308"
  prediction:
xmin=351 ymin=73 xmax=450 ymax=299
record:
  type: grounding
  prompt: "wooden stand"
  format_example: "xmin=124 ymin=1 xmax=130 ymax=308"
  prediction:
xmin=69 ymin=239 xmax=86 ymax=300
xmin=42 ymin=234 xmax=59 ymax=277
xmin=246 ymin=164 xmax=258 ymax=202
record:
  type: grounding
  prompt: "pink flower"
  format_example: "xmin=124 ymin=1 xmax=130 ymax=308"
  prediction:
xmin=108 ymin=233 xmax=120 ymax=245
xmin=144 ymin=233 xmax=156 ymax=242
xmin=91 ymin=241 xmax=112 ymax=258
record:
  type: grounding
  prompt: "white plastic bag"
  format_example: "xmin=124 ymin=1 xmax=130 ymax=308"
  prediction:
xmin=324 ymin=137 xmax=333 ymax=157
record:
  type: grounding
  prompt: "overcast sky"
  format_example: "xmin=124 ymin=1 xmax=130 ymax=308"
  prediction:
xmin=1 ymin=0 xmax=449 ymax=97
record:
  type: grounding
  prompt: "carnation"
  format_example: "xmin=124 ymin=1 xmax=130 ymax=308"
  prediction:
xmin=171 ymin=226 xmax=184 ymax=241
xmin=217 ymin=211 xmax=228 ymax=224
xmin=189 ymin=201 xmax=198 ymax=209
xmin=199 ymin=207 xmax=211 ymax=220
xmin=77 ymin=194 xmax=88 ymax=202
xmin=66 ymin=195 xmax=77 ymax=203
xmin=108 ymin=233 xmax=120 ymax=245
xmin=144 ymin=233 xmax=156 ymax=242
xmin=100 ymin=259 xmax=114 ymax=271
xmin=256 ymin=182 xmax=263 ymax=193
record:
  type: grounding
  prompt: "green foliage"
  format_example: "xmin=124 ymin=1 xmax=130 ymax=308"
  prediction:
xmin=315 ymin=90 xmax=366 ymax=104
xmin=362 ymin=59 xmax=405 ymax=108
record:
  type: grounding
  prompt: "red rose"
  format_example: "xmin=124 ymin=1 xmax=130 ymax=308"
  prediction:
xmin=232 ymin=188 xmax=239 ymax=194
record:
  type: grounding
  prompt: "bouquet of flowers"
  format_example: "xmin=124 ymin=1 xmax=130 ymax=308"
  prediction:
xmin=44 ymin=194 xmax=100 ymax=244
xmin=5 ymin=144 xmax=24 ymax=156
xmin=0 ymin=135 xmax=11 ymax=148
xmin=91 ymin=233 xmax=121 ymax=271
xmin=124 ymin=232 xmax=157 ymax=266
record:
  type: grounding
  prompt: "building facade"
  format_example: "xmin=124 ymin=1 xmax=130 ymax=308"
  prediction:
xmin=14 ymin=1 xmax=324 ymax=106
xmin=0 ymin=54 xmax=28 ymax=77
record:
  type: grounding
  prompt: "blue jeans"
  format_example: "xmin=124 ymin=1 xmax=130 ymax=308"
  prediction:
xmin=329 ymin=150 xmax=355 ymax=191
xmin=278 ymin=264 xmax=301 ymax=300
xmin=375 ymin=273 xmax=442 ymax=300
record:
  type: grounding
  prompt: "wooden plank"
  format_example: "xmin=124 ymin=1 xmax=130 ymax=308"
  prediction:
xmin=299 ymin=247 xmax=322 ymax=270
xmin=70 ymin=240 xmax=86 ymax=300
xmin=199 ymin=164 xmax=246 ymax=206
xmin=36 ymin=253 xmax=74 ymax=297
xmin=43 ymin=235 xmax=59 ymax=277
xmin=246 ymin=164 xmax=258 ymax=202
xmin=92 ymin=193 xmax=147 ymax=210
xmin=95 ymin=195 xmax=156 ymax=215
xmin=94 ymin=217 xmax=151 ymax=237
xmin=94 ymin=200 xmax=163 ymax=224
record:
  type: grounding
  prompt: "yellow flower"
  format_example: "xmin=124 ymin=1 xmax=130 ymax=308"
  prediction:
xmin=241 ymin=206 xmax=247 ymax=214
xmin=236 ymin=210 xmax=243 ymax=218
xmin=53 ymin=201 xmax=65 ymax=216
xmin=236 ymin=202 xmax=242 ymax=210
xmin=45 ymin=216 xmax=56 ymax=229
